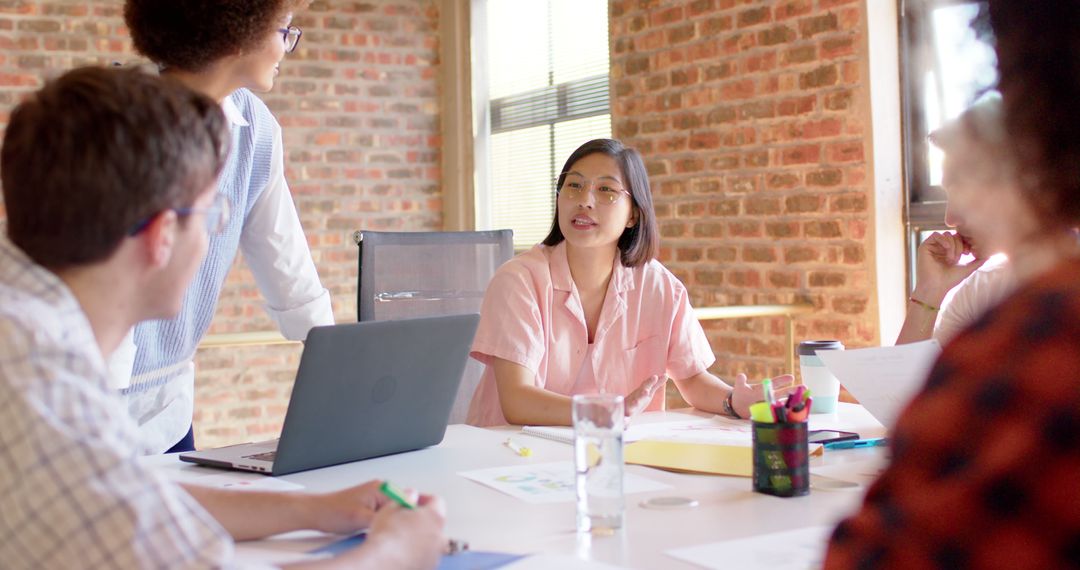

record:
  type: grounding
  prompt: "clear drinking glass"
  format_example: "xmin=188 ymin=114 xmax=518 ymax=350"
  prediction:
xmin=572 ymin=394 xmax=625 ymax=534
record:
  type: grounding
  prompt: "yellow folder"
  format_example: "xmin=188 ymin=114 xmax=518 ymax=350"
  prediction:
xmin=625 ymin=440 xmax=823 ymax=477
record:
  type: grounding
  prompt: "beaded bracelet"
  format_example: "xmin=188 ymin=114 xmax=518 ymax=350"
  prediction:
xmin=722 ymin=390 xmax=742 ymax=419
xmin=909 ymin=296 xmax=939 ymax=312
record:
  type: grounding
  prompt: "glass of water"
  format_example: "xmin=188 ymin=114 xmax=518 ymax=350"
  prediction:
xmin=572 ymin=394 xmax=625 ymax=534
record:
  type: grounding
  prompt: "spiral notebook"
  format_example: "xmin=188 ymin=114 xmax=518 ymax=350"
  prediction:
xmin=520 ymin=426 xmax=579 ymax=444
xmin=520 ymin=425 xmax=655 ymax=445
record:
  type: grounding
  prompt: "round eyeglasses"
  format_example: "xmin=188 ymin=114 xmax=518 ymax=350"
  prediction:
xmin=183 ymin=193 xmax=231 ymax=235
xmin=279 ymin=25 xmax=303 ymax=54
xmin=127 ymin=193 xmax=232 ymax=236
xmin=555 ymin=173 xmax=631 ymax=206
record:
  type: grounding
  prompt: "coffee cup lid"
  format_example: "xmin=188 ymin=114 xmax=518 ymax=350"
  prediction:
xmin=797 ymin=340 xmax=844 ymax=356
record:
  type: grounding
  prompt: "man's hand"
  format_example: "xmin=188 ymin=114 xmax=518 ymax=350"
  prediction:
xmin=302 ymin=480 xmax=392 ymax=536
xmin=360 ymin=494 xmax=447 ymax=569
xmin=913 ymin=231 xmax=987 ymax=306
xmin=298 ymin=486 xmax=446 ymax=570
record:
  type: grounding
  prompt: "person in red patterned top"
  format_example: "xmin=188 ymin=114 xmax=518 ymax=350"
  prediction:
xmin=825 ymin=1 xmax=1080 ymax=568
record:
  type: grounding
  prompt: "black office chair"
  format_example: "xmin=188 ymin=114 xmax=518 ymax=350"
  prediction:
xmin=353 ymin=230 xmax=514 ymax=423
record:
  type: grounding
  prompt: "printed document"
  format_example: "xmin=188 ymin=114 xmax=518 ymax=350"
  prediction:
xmin=817 ymin=340 xmax=941 ymax=430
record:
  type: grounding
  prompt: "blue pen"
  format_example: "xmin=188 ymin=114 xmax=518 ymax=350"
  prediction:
xmin=823 ymin=437 xmax=888 ymax=450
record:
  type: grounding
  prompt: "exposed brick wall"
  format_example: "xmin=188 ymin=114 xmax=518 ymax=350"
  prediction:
xmin=610 ymin=0 xmax=880 ymax=391
xmin=0 ymin=0 xmax=442 ymax=449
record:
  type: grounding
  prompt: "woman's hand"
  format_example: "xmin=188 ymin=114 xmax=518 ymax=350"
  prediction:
xmin=913 ymin=231 xmax=987 ymax=306
xmin=624 ymin=374 xmax=665 ymax=417
xmin=730 ymin=373 xmax=795 ymax=419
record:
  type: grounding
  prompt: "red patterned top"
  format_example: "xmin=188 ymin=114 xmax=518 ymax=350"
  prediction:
xmin=825 ymin=258 xmax=1080 ymax=569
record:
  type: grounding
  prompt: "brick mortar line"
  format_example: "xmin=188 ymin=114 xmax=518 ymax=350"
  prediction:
xmin=610 ymin=94 xmax=860 ymax=114
xmin=610 ymin=50 xmax=860 ymax=66
xmin=610 ymin=23 xmax=862 ymax=45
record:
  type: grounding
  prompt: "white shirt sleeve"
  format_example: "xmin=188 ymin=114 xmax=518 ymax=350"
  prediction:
xmin=934 ymin=262 xmax=1017 ymax=345
xmin=105 ymin=328 xmax=136 ymax=390
xmin=239 ymin=124 xmax=334 ymax=340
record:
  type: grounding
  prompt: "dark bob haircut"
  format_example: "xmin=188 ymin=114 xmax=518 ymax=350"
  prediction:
xmin=989 ymin=0 xmax=1080 ymax=228
xmin=1 ymin=66 xmax=229 ymax=269
xmin=125 ymin=0 xmax=309 ymax=72
xmin=542 ymin=138 xmax=660 ymax=267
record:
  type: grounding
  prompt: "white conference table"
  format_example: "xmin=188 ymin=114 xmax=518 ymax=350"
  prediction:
xmin=148 ymin=403 xmax=887 ymax=568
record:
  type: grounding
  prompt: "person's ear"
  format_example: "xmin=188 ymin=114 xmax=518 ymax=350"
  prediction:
xmin=139 ymin=210 xmax=179 ymax=269
xmin=627 ymin=206 xmax=639 ymax=229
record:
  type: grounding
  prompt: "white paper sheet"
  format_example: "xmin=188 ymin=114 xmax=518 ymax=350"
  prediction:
xmin=523 ymin=416 xmax=751 ymax=446
xmin=624 ymin=416 xmax=751 ymax=445
xmin=667 ymin=526 xmax=833 ymax=570
xmin=810 ymin=458 xmax=887 ymax=487
xmin=458 ymin=461 xmax=670 ymax=504
xmin=817 ymin=340 xmax=942 ymax=430
xmin=185 ymin=473 xmax=305 ymax=492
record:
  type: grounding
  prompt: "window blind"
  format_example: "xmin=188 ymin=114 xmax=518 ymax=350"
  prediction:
xmin=480 ymin=0 xmax=611 ymax=250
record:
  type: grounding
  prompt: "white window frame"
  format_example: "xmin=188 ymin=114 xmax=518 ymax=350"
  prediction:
xmin=864 ymin=0 xmax=906 ymax=343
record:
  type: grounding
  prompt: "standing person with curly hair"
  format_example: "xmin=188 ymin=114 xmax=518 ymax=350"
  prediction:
xmin=114 ymin=0 xmax=334 ymax=453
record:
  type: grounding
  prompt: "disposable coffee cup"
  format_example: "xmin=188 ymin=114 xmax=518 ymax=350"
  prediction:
xmin=797 ymin=340 xmax=844 ymax=414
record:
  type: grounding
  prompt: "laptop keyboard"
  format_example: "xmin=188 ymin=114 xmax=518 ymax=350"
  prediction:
xmin=244 ymin=451 xmax=277 ymax=463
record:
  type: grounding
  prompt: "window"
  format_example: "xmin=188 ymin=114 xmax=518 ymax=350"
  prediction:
xmin=474 ymin=0 xmax=611 ymax=249
xmin=901 ymin=0 xmax=997 ymax=287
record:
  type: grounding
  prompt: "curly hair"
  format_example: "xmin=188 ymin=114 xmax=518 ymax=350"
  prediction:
xmin=989 ymin=0 xmax=1080 ymax=228
xmin=124 ymin=0 xmax=309 ymax=72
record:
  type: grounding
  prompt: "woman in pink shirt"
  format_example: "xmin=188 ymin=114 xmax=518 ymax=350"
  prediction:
xmin=467 ymin=139 xmax=792 ymax=427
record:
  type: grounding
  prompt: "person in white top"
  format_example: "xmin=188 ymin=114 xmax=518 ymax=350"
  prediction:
xmin=111 ymin=0 xmax=335 ymax=453
xmin=896 ymin=98 xmax=1018 ymax=345
xmin=0 ymin=65 xmax=444 ymax=570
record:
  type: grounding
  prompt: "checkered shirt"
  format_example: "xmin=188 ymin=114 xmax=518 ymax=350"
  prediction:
xmin=825 ymin=258 xmax=1080 ymax=568
xmin=0 ymin=236 xmax=241 ymax=569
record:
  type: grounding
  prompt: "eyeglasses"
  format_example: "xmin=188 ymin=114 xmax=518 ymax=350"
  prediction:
xmin=279 ymin=25 xmax=303 ymax=53
xmin=555 ymin=173 xmax=631 ymax=206
xmin=128 ymin=193 xmax=232 ymax=236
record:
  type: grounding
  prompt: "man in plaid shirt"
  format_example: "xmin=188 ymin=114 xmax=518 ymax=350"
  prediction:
xmin=0 ymin=67 xmax=445 ymax=569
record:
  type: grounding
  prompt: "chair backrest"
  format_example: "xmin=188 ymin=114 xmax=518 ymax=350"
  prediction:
xmin=354 ymin=230 xmax=514 ymax=423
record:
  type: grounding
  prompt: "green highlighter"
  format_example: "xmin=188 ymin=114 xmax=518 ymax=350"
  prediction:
xmin=379 ymin=481 xmax=416 ymax=509
xmin=749 ymin=401 xmax=775 ymax=423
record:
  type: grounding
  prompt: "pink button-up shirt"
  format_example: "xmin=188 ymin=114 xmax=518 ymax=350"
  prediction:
xmin=466 ymin=242 xmax=715 ymax=426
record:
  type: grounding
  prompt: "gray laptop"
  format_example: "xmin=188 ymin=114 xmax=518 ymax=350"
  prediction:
xmin=180 ymin=314 xmax=480 ymax=476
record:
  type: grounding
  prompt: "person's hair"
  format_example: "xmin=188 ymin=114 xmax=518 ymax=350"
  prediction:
xmin=542 ymin=138 xmax=659 ymax=267
xmin=928 ymin=96 xmax=1006 ymax=155
xmin=989 ymin=0 xmax=1080 ymax=227
xmin=1 ymin=66 xmax=230 ymax=270
xmin=927 ymin=96 xmax=1013 ymax=186
xmin=124 ymin=0 xmax=309 ymax=72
